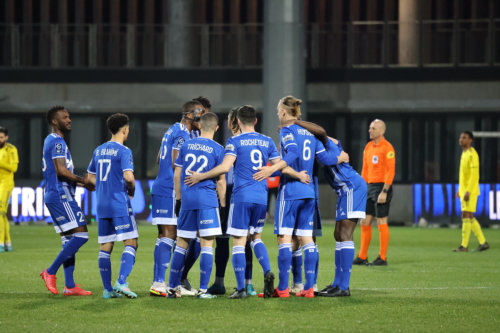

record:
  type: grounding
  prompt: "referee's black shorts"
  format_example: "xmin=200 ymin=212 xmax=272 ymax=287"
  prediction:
xmin=365 ymin=182 xmax=393 ymax=218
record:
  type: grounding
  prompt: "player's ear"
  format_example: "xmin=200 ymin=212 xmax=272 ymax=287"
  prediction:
xmin=215 ymin=125 xmax=219 ymax=132
xmin=254 ymin=118 xmax=258 ymax=126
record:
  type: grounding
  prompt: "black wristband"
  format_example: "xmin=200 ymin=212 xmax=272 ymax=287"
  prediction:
xmin=382 ymin=189 xmax=388 ymax=193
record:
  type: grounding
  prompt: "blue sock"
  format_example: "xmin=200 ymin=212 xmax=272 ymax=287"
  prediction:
xmin=199 ymin=247 xmax=213 ymax=291
xmin=48 ymin=232 xmax=88 ymax=275
xmin=117 ymin=245 xmax=137 ymax=285
xmin=251 ymin=239 xmax=271 ymax=275
xmin=245 ymin=241 xmax=253 ymax=280
xmin=277 ymin=243 xmax=292 ymax=291
xmin=156 ymin=237 xmax=174 ymax=283
xmin=303 ymin=242 xmax=318 ymax=290
xmin=182 ymin=237 xmax=201 ymax=280
xmin=314 ymin=244 xmax=319 ymax=285
xmin=332 ymin=242 xmax=341 ymax=287
xmin=98 ymin=250 xmax=113 ymax=292
xmin=291 ymin=248 xmax=303 ymax=284
xmin=61 ymin=236 xmax=76 ymax=288
xmin=339 ymin=241 xmax=355 ymax=291
xmin=232 ymin=246 xmax=246 ymax=291
xmin=168 ymin=246 xmax=186 ymax=288
xmin=153 ymin=238 xmax=160 ymax=282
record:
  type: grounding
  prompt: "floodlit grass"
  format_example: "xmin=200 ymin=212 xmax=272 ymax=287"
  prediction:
xmin=0 ymin=223 xmax=499 ymax=332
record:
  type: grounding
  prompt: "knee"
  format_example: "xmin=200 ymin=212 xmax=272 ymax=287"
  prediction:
xmin=333 ymin=230 xmax=341 ymax=242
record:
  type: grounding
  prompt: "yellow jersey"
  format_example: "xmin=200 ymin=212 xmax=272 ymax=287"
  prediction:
xmin=0 ymin=143 xmax=19 ymax=190
xmin=459 ymin=147 xmax=480 ymax=196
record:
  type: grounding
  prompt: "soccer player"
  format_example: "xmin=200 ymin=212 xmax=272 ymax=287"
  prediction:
xmin=353 ymin=119 xmax=395 ymax=266
xmin=40 ymin=106 xmax=92 ymax=296
xmin=453 ymin=131 xmax=489 ymax=252
xmin=253 ymin=96 xmax=348 ymax=298
xmin=87 ymin=113 xmax=139 ymax=299
xmin=0 ymin=127 xmax=18 ymax=252
xmin=149 ymin=100 xmax=204 ymax=297
xmin=167 ymin=112 xmax=225 ymax=299
xmin=287 ymin=119 xmax=367 ymax=297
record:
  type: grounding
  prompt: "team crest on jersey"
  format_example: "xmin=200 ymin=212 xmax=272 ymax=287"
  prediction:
xmin=225 ymin=144 xmax=235 ymax=151
xmin=372 ymin=155 xmax=379 ymax=164
xmin=176 ymin=138 xmax=186 ymax=147
xmin=282 ymin=134 xmax=294 ymax=143
xmin=55 ymin=143 xmax=63 ymax=154
xmin=387 ymin=151 xmax=395 ymax=159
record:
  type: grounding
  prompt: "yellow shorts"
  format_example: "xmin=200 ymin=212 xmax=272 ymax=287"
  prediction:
xmin=460 ymin=194 xmax=478 ymax=213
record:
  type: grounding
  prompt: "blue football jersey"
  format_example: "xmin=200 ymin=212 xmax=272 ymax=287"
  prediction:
xmin=278 ymin=124 xmax=338 ymax=200
xmin=151 ymin=123 xmax=191 ymax=197
xmin=87 ymin=141 xmax=134 ymax=218
xmin=225 ymin=132 xmax=280 ymax=205
xmin=323 ymin=139 xmax=365 ymax=193
xmin=175 ymin=137 xmax=225 ymax=210
xmin=42 ymin=134 xmax=76 ymax=203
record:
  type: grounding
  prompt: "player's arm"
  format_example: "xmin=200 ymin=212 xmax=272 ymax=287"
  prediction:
xmin=0 ymin=146 xmax=19 ymax=173
xmin=290 ymin=119 xmax=328 ymax=144
xmin=316 ymin=140 xmax=349 ymax=166
xmin=281 ymin=165 xmax=310 ymax=184
xmin=156 ymin=150 xmax=160 ymax=165
xmin=383 ymin=144 xmax=396 ymax=189
xmin=464 ymin=153 xmax=479 ymax=200
xmin=53 ymin=158 xmax=84 ymax=183
xmin=171 ymin=149 xmax=180 ymax=170
xmin=216 ymin=174 xmax=226 ymax=207
xmin=174 ymin=166 xmax=182 ymax=200
xmin=184 ymin=155 xmax=236 ymax=186
xmin=124 ymin=170 xmax=135 ymax=198
xmin=361 ymin=146 xmax=369 ymax=182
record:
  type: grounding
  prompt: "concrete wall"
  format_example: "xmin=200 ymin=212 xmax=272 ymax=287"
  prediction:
xmin=1 ymin=81 xmax=499 ymax=113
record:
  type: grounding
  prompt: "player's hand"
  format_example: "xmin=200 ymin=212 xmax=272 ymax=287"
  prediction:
xmin=456 ymin=191 xmax=460 ymax=198
xmin=253 ymin=166 xmax=274 ymax=182
xmin=338 ymin=150 xmax=349 ymax=164
xmin=83 ymin=182 xmax=96 ymax=191
xmin=464 ymin=192 xmax=470 ymax=202
xmin=377 ymin=192 xmax=387 ymax=204
xmin=298 ymin=170 xmax=310 ymax=184
xmin=175 ymin=200 xmax=182 ymax=216
xmin=185 ymin=170 xmax=203 ymax=186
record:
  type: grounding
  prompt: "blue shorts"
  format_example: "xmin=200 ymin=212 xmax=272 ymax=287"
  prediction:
xmin=46 ymin=201 xmax=86 ymax=233
xmin=151 ymin=193 xmax=177 ymax=225
xmin=177 ymin=208 xmax=222 ymax=239
xmin=227 ymin=202 xmax=267 ymax=237
xmin=98 ymin=213 xmax=139 ymax=243
xmin=275 ymin=198 xmax=315 ymax=236
xmin=313 ymin=199 xmax=322 ymax=237
xmin=336 ymin=181 xmax=367 ymax=221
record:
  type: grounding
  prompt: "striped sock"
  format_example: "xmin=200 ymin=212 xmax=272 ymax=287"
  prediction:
xmin=62 ymin=235 xmax=76 ymax=288
xmin=277 ymin=243 xmax=292 ymax=291
xmin=331 ymin=242 xmax=341 ymax=287
xmin=156 ymin=237 xmax=174 ymax=283
xmin=117 ymin=245 xmax=137 ymax=284
xmin=168 ymin=246 xmax=187 ymax=289
xmin=48 ymin=232 xmax=88 ymax=275
xmin=302 ymin=242 xmax=318 ymax=290
xmin=291 ymin=248 xmax=303 ymax=284
xmin=199 ymin=247 xmax=214 ymax=291
xmin=251 ymin=239 xmax=271 ymax=276
xmin=339 ymin=241 xmax=355 ymax=290
xmin=98 ymin=250 xmax=113 ymax=292
xmin=232 ymin=246 xmax=246 ymax=291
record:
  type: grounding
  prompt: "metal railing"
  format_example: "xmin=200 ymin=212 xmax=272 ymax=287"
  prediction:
xmin=1 ymin=20 xmax=499 ymax=69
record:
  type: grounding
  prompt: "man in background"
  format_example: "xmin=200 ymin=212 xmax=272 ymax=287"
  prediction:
xmin=0 ymin=127 xmax=18 ymax=252
xmin=453 ymin=131 xmax=489 ymax=252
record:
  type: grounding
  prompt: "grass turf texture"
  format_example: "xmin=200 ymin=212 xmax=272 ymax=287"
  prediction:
xmin=0 ymin=224 xmax=499 ymax=332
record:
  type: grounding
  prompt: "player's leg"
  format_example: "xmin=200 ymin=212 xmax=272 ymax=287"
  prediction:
xmin=151 ymin=194 xmax=177 ymax=294
xmin=244 ymin=237 xmax=255 ymax=295
xmin=196 ymin=207 xmax=222 ymax=298
xmin=290 ymin=236 xmax=303 ymax=294
xmin=0 ymin=190 xmax=12 ymax=251
xmin=355 ymin=197 xmax=374 ymax=264
xmin=97 ymin=219 xmax=121 ymax=299
xmin=294 ymin=199 xmax=317 ymax=298
xmin=180 ymin=235 xmax=201 ymax=294
xmin=41 ymin=202 xmax=89 ymax=295
xmin=248 ymin=203 xmax=274 ymax=298
xmin=312 ymin=200 xmax=323 ymax=292
xmin=464 ymin=195 xmax=489 ymax=252
xmin=167 ymin=209 xmax=196 ymax=298
xmin=370 ymin=187 xmax=391 ymax=265
xmin=113 ymin=212 xmax=140 ymax=298
xmin=207 ymin=235 xmax=230 ymax=294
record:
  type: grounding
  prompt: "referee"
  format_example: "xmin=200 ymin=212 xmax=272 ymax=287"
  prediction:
xmin=353 ymin=120 xmax=395 ymax=266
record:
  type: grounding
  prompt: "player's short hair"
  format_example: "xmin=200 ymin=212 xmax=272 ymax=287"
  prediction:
xmin=182 ymin=100 xmax=202 ymax=113
xmin=107 ymin=113 xmax=129 ymax=135
xmin=193 ymin=96 xmax=211 ymax=111
xmin=200 ymin=112 xmax=219 ymax=132
xmin=46 ymin=105 xmax=66 ymax=125
xmin=237 ymin=105 xmax=256 ymax=126
xmin=462 ymin=131 xmax=474 ymax=140
xmin=0 ymin=127 xmax=8 ymax=136
xmin=279 ymin=95 xmax=302 ymax=118
xmin=228 ymin=107 xmax=241 ymax=134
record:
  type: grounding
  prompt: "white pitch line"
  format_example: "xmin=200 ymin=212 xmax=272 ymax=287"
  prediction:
xmin=354 ymin=286 xmax=492 ymax=291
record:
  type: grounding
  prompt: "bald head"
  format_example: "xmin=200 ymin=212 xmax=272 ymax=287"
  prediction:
xmin=369 ymin=119 xmax=386 ymax=141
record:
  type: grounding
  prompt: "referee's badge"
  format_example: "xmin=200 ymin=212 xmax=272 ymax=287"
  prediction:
xmin=372 ymin=155 xmax=379 ymax=164
xmin=387 ymin=151 xmax=395 ymax=159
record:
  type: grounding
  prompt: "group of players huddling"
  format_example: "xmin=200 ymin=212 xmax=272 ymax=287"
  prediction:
xmin=40 ymin=95 xmax=367 ymax=299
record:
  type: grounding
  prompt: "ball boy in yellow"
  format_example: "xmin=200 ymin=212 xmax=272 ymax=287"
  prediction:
xmin=0 ymin=127 xmax=18 ymax=252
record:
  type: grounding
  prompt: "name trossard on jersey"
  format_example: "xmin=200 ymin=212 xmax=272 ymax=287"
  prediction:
xmin=175 ymin=137 xmax=225 ymax=210
xmin=87 ymin=141 xmax=134 ymax=218
xmin=225 ymin=132 xmax=280 ymax=205
xmin=151 ymin=123 xmax=191 ymax=197
xmin=42 ymin=133 xmax=76 ymax=203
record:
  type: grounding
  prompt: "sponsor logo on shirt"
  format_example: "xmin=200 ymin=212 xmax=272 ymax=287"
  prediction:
xmin=282 ymin=134 xmax=294 ymax=143
xmin=225 ymin=144 xmax=235 ymax=151
xmin=55 ymin=143 xmax=63 ymax=154
xmin=372 ymin=155 xmax=379 ymax=164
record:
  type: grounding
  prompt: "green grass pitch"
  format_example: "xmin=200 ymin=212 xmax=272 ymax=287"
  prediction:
xmin=0 ymin=224 xmax=499 ymax=332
